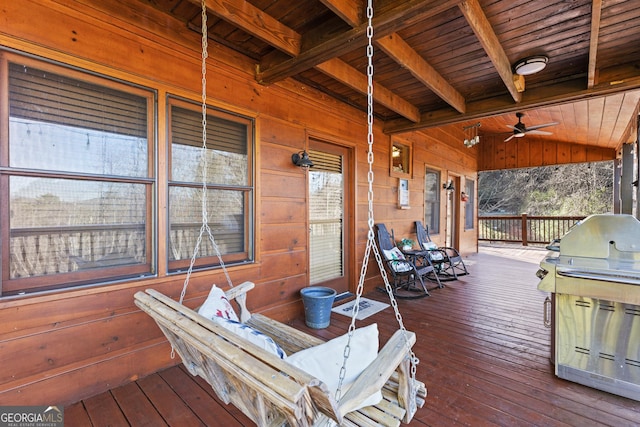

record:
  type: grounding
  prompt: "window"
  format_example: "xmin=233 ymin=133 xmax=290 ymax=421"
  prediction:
xmin=2 ymin=56 xmax=155 ymax=295
xmin=425 ymin=168 xmax=441 ymax=234
xmin=308 ymin=149 xmax=344 ymax=285
xmin=168 ymin=98 xmax=253 ymax=271
xmin=465 ymin=179 xmax=475 ymax=230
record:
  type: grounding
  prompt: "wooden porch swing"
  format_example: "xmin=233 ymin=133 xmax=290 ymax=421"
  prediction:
xmin=135 ymin=1 xmax=426 ymax=425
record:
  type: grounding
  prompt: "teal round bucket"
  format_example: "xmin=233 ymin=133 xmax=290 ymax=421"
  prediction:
xmin=300 ymin=287 xmax=337 ymax=329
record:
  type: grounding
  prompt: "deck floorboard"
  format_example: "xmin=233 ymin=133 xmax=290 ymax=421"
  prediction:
xmin=65 ymin=246 xmax=640 ymax=426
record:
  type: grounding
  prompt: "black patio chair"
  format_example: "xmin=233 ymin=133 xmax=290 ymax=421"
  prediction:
xmin=375 ymin=223 xmax=442 ymax=299
xmin=415 ymin=221 xmax=469 ymax=279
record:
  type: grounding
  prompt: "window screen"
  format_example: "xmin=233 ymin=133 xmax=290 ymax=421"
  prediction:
xmin=3 ymin=59 xmax=154 ymax=295
xmin=168 ymin=100 xmax=253 ymax=271
xmin=425 ymin=168 xmax=441 ymax=234
xmin=308 ymin=150 xmax=344 ymax=284
xmin=465 ymin=179 xmax=475 ymax=230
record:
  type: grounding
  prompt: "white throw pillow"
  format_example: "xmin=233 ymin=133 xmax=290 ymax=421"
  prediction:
xmin=429 ymin=250 xmax=445 ymax=261
xmin=422 ymin=242 xmax=445 ymax=261
xmin=198 ymin=284 xmax=239 ymax=322
xmin=212 ymin=317 xmax=287 ymax=359
xmin=382 ymin=247 xmax=412 ymax=272
xmin=286 ymin=324 xmax=382 ymax=411
xmin=423 ymin=241 xmax=438 ymax=250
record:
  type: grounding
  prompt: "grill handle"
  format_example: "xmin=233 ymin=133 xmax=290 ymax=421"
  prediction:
xmin=558 ymin=270 xmax=640 ymax=286
xmin=545 ymin=239 xmax=560 ymax=252
xmin=543 ymin=296 xmax=552 ymax=328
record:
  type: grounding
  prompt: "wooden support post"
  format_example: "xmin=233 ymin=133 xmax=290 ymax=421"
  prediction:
xmin=521 ymin=213 xmax=528 ymax=246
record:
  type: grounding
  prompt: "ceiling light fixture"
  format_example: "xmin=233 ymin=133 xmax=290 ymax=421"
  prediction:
xmin=513 ymin=55 xmax=548 ymax=76
xmin=463 ymin=122 xmax=481 ymax=148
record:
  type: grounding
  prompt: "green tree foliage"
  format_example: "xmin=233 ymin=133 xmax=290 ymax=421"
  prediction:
xmin=479 ymin=161 xmax=613 ymax=216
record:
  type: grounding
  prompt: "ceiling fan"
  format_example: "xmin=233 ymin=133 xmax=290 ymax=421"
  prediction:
xmin=504 ymin=112 xmax=558 ymax=142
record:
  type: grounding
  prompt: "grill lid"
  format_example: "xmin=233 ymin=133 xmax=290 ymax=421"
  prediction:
xmin=559 ymin=214 xmax=640 ymax=260
xmin=537 ymin=214 xmax=640 ymax=303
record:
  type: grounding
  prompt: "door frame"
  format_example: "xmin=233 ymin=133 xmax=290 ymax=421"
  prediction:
xmin=445 ymin=174 xmax=462 ymax=250
xmin=306 ymin=133 xmax=355 ymax=293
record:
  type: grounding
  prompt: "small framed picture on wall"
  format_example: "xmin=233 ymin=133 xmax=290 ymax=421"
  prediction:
xmin=390 ymin=139 xmax=412 ymax=178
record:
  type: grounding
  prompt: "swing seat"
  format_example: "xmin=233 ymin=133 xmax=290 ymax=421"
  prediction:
xmin=134 ymin=282 xmax=426 ymax=426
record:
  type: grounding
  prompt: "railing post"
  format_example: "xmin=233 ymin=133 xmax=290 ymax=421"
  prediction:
xmin=521 ymin=213 xmax=528 ymax=246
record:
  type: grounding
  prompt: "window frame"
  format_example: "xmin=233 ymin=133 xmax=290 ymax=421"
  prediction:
xmin=424 ymin=167 xmax=441 ymax=235
xmin=464 ymin=178 xmax=475 ymax=230
xmin=166 ymin=96 xmax=254 ymax=273
xmin=0 ymin=52 xmax=157 ymax=296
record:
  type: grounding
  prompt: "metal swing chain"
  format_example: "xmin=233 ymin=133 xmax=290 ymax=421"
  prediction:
xmin=178 ymin=0 xmax=233 ymax=307
xmin=335 ymin=0 xmax=419 ymax=406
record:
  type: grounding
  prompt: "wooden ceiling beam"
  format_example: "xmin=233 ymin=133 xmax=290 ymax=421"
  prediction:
xmin=377 ymin=34 xmax=466 ymax=114
xmin=588 ymin=0 xmax=603 ymax=88
xmin=195 ymin=0 xmax=301 ymax=56
xmin=316 ymin=59 xmax=421 ymax=122
xmin=384 ymin=75 xmax=640 ymax=134
xmin=256 ymin=0 xmax=459 ymax=85
xmin=320 ymin=0 xmax=363 ymax=27
xmin=320 ymin=1 xmax=463 ymax=118
xmin=195 ymin=0 xmax=420 ymax=122
xmin=458 ymin=0 xmax=522 ymax=103
xmin=317 ymin=0 xmax=422 ymax=122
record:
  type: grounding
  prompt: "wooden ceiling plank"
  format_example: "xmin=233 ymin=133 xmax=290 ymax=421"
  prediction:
xmin=315 ymin=58 xmax=420 ymax=122
xmin=257 ymin=0 xmax=459 ymax=85
xmin=588 ymin=0 xmax=603 ymax=88
xmin=195 ymin=0 xmax=301 ymax=56
xmin=321 ymin=1 xmax=449 ymax=119
xmin=458 ymin=0 xmax=522 ymax=103
xmin=377 ymin=33 xmax=466 ymax=113
xmin=599 ymin=92 xmax=625 ymax=146
xmin=610 ymin=91 xmax=640 ymax=147
xmin=385 ymin=74 xmax=640 ymax=134
xmin=587 ymin=96 xmax=606 ymax=144
xmin=572 ymin=99 xmax=590 ymax=144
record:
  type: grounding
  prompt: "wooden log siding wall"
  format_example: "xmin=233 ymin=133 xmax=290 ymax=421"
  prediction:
xmin=0 ymin=0 xmax=478 ymax=406
xmin=478 ymin=134 xmax=616 ymax=171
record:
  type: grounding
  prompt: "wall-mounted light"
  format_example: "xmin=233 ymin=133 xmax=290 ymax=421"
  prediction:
xmin=463 ymin=122 xmax=481 ymax=148
xmin=443 ymin=180 xmax=454 ymax=192
xmin=291 ymin=150 xmax=314 ymax=168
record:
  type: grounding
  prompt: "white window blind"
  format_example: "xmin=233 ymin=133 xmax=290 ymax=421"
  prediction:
xmin=308 ymin=150 xmax=343 ymax=284
xmin=425 ymin=168 xmax=441 ymax=234
xmin=168 ymin=101 xmax=252 ymax=270
xmin=4 ymin=59 xmax=153 ymax=295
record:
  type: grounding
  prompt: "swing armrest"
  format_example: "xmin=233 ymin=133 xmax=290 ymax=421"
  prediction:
xmin=337 ymin=329 xmax=416 ymax=415
xmin=224 ymin=280 xmax=255 ymax=300
xmin=224 ymin=281 xmax=255 ymax=323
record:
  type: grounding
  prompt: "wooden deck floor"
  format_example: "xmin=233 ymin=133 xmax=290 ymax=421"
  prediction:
xmin=65 ymin=247 xmax=640 ymax=426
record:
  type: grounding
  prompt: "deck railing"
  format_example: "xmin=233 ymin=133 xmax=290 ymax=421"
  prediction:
xmin=478 ymin=214 xmax=585 ymax=246
xmin=10 ymin=222 xmax=242 ymax=278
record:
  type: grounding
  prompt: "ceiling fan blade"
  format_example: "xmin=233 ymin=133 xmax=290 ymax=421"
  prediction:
xmin=525 ymin=121 xmax=559 ymax=131
xmin=526 ymin=129 xmax=553 ymax=135
xmin=504 ymin=134 xmax=516 ymax=142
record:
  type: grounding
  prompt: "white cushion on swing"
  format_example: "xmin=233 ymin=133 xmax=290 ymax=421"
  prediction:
xmin=212 ymin=317 xmax=287 ymax=359
xmin=286 ymin=323 xmax=382 ymax=411
xmin=198 ymin=284 xmax=239 ymax=322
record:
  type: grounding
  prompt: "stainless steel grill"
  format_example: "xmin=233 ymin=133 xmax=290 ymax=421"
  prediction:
xmin=537 ymin=214 xmax=640 ymax=401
